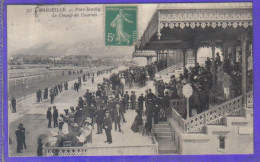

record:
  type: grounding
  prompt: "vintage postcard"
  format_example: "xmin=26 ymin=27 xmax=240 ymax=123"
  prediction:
xmin=4 ymin=2 xmax=254 ymax=158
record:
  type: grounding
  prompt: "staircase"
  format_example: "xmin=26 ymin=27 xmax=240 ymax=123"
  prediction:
xmin=166 ymin=91 xmax=254 ymax=154
xmin=154 ymin=121 xmax=178 ymax=155
xmin=157 ymin=62 xmax=183 ymax=76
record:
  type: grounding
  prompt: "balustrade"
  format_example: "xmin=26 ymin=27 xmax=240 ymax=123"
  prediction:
xmin=170 ymin=91 xmax=253 ymax=133
xmin=157 ymin=62 xmax=183 ymax=75
xmin=42 ymin=137 xmax=158 ymax=156
xmin=246 ymin=91 xmax=253 ymax=108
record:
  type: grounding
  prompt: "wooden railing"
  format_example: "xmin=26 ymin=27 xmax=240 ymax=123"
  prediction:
xmin=170 ymin=91 xmax=253 ymax=133
xmin=43 ymin=137 xmax=158 ymax=156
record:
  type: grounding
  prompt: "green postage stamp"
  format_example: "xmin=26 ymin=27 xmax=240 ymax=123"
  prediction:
xmin=105 ymin=6 xmax=137 ymax=46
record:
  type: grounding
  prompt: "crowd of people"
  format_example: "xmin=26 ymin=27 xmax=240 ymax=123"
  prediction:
xmin=12 ymin=52 xmax=251 ymax=156
xmin=118 ymin=63 xmax=157 ymax=89
xmin=34 ymin=64 xmax=172 ymax=155
xmin=153 ymin=52 xmax=245 ymax=118
xmin=35 ymin=81 xmax=69 ymax=105
xmin=10 ymin=67 xmax=117 ymax=114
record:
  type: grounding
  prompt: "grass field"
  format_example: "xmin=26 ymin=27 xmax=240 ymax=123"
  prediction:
xmin=8 ymin=66 xmax=114 ymax=99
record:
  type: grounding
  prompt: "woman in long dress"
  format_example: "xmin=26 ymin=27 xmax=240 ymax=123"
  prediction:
xmin=131 ymin=111 xmax=143 ymax=133
xmin=110 ymin=9 xmax=133 ymax=44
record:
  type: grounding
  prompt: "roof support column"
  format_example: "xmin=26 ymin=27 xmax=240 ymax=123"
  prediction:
xmin=211 ymin=42 xmax=216 ymax=86
xmin=241 ymin=33 xmax=247 ymax=109
xmin=182 ymin=48 xmax=187 ymax=72
xmin=223 ymin=43 xmax=229 ymax=60
xmin=194 ymin=48 xmax=198 ymax=64
xmin=232 ymin=44 xmax=237 ymax=63
xmin=156 ymin=51 xmax=159 ymax=62
xmin=157 ymin=11 xmax=161 ymax=40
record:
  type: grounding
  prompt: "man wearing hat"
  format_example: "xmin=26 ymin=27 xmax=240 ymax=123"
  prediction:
xmin=37 ymin=89 xmax=42 ymax=103
xmin=162 ymin=92 xmax=170 ymax=117
xmin=146 ymin=89 xmax=156 ymax=101
xmin=85 ymin=89 xmax=92 ymax=107
xmin=103 ymin=111 xmax=112 ymax=144
xmin=15 ymin=124 xmax=23 ymax=153
xmin=114 ymin=104 xmax=123 ymax=132
xmin=96 ymin=87 xmax=102 ymax=98
xmin=19 ymin=123 xmax=27 ymax=149
xmin=123 ymin=91 xmax=129 ymax=110
xmin=46 ymin=107 xmax=52 ymax=128
xmin=145 ymin=99 xmax=154 ymax=119
xmin=130 ymin=91 xmax=136 ymax=110
xmin=11 ymin=96 xmax=16 ymax=113
xmin=78 ymin=97 xmax=84 ymax=109
xmin=53 ymin=106 xmax=59 ymax=128
xmin=74 ymin=106 xmax=83 ymax=125
xmin=95 ymin=106 xmax=104 ymax=134
xmin=138 ymin=94 xmax=145 ymax=112
xmin=101 ymin=92 xmax=108 ymax=106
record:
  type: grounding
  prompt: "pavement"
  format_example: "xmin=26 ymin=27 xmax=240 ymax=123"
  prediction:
xmin=8 ymin=66 xmax=154 ymax=157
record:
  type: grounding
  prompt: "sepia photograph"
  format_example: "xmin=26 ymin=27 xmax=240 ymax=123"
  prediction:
xmin=6 ymin=2 xmax=253 ymax=157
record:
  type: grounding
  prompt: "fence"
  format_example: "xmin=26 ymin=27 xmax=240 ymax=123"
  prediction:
xmin=43 ymin=136 xmax=158 ymax=156
xmin=9 ymin=93 xmax=37 ymax=112
xmin=9 ymin=71 xmax=65 ymax=86
xmin=8 ymin=66 xmax=119 ymax=111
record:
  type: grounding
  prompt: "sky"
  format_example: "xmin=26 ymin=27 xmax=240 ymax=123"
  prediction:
xmin=7 ymin=4 xmax=158 ymax=56
xmin=7 ymin=4 xmax=221 ymax=62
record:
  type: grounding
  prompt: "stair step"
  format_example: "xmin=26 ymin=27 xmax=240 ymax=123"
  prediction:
xmin=154 ymin=124 xmax=169 ymax=128
xmin=158 ymin=150 xmax=178 ymax=155
xmin=158 ymin=121 xmax=168 ymax=124
xmin=155 ymin=132 xmax=172 ymax=136
xmin=157 ymin=138 xmax=178 ymax=155
xmin=154 ymin=128 xmax=171 ymax=133
xmin=155 ymin=135 xmax=172 ymax=139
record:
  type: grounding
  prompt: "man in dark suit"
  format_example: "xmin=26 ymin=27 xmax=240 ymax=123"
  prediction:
xmin=37 ymin=89 xmax=42 ymax=102
xmin=124 ymin=91 xmax=129 ymax=110
xmin=138 ymin=94 xmax=145 ymax=112
xmin=96 ymin=87 xmax=102 ymax=98
xmin=146 ymin=89 xmax=156 ymax=101
xmin=114 ymin=104 xmax=123 ymax=132
xmin=162 ymin=91 xmax=171 ymax=117
xmin=78 ymin=97 xmax=84 ymax=108
xmin=53 ymin=106 xmax=58 ymax=128
xmin=44 ymin=88 xmax=48 ymax=99
xmin=50 ymin=89 xmax=55 ymax=104
xmin=74 ymin=106 xmax=83 ymax=124
xmin=103 ymin=111 xmax=112 ymax=144
xmin=130 ymin=91 xmax=136 ymax=110
xmin=95 ymin=106 xmax=104 ymax=134
xmin=15 ymin=125 xmax=23 ymax=153
xmin=85 ymin=89 xmax=92 ymax=107
xmin=46 ymin=107 xmax=52 ymax=128
xmin=11 ymin=97 xmax=16 ymax=113
xmin=19 ymin=123 xmax=26 ymax=149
